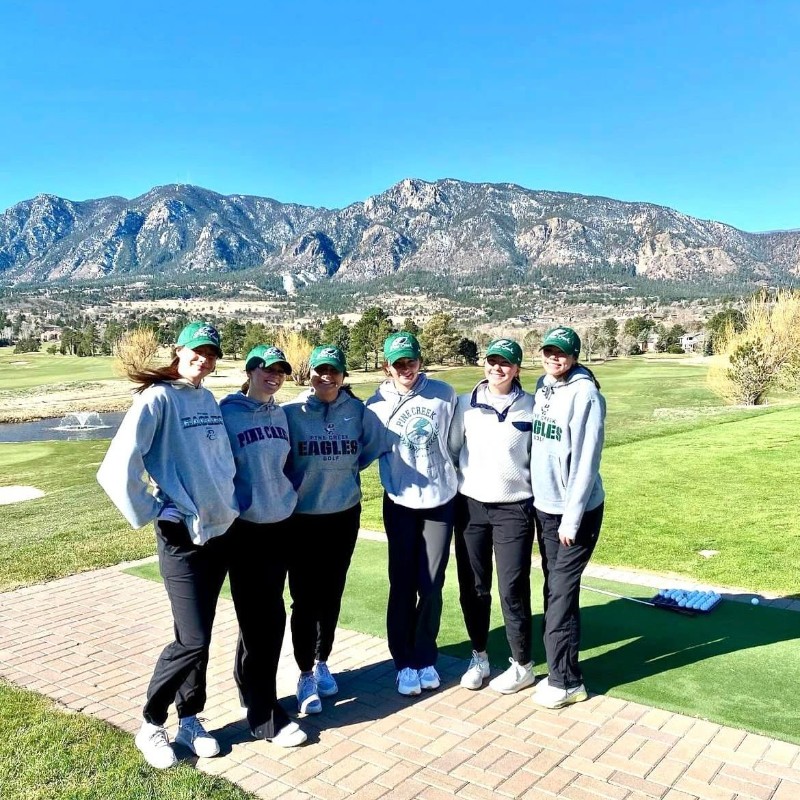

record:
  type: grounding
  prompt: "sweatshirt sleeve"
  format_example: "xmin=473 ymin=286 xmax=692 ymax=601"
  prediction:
xmin=359 ymin=402 xmax=388 ymax=469
xmin=447 ymin=396 xmax=466 ymax=464
xmin=559 ymin=391 xmax=605 ymax=539
xmin=96 ymin=393 xmax=163 ymax=529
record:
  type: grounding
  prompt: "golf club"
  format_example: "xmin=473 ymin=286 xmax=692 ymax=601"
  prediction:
xmin=580 ymin=583 xmax=698 ymax=616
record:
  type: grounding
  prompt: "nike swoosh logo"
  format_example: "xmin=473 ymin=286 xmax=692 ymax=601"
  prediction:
xmin=344 ymin=417 xmax=355 ymax=421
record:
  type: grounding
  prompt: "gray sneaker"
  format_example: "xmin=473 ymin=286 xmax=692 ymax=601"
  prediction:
xmin=488 ymin=658 xmax=535 ymax=694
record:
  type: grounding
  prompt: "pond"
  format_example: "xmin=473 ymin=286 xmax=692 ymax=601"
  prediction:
xmin=0 ymin=412 xmax=127 ymax=443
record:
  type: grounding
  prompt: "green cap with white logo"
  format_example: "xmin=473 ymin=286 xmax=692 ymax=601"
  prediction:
xmin=541 ymin=326 xmax=581 ymax=357
xmin=310 ymin=344 xmax=347 ymax=373
xmin=176 ymin=321 xmax=223 ymax=357
xmin=383 ymin=331 xmax=422 ymax=363
xmin=485 ymin=338 xmax=523 ymax=366
xmin=245 ymin=344 xmax=293 ymax=375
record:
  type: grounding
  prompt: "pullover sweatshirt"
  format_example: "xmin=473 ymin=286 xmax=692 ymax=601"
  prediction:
xmin=283 ymin=390 xmax=384 ymax=514
xmin=530 ymin=366 xmax=606 ymax=539
xmin=449 ymin=381 xmax=534 ymax=503
xmin=366 ymin=373 xmax=458 ymax=509
xmin=97 ymin=380 xmax=238 ymax=544
xmin=220 ymin=391 xmax=297 ymax=524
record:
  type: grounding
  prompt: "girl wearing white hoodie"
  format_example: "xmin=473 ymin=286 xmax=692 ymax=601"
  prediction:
xmin=529 ymin=326 xmax=606 ymax=710
xmin=366 ymin=332 xmax=458 ymax=697
xmin=97 ymin=322 xmax=238 ymax=770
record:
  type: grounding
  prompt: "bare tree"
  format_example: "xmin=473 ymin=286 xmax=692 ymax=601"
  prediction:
xmin=115 ymin=327 xmax=161 ymax=377
xmin=708 ymin=290 xmax=800 ymax=405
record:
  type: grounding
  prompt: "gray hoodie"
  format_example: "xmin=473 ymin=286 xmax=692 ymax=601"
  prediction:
xmin=97 ymin=380 xmax=238 ymax=545
xmin=530 ymin=366 xmax=605 ymax=539
xmin=220 ymin=391 xmax=297 ymax=524
xmin=283 ymin=389 xmax=384 ymax=514
xmin=366 ymin=373 xmax=458 ymax=509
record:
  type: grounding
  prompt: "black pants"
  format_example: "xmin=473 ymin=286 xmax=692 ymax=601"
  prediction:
xmin=228 ymin=517 xmax=291 ymax=737
xmin=455 ymin=494 xmax=534 ymax=665
xmin=536 ymin=503 xmax=604 ymax=690
xmin=143 ymin=521 xmax=229 ymax=726
xmin=287 ymin=503 xmax=361 ymax=673
xmin=384 ymin=493 xmax=453 ymax=670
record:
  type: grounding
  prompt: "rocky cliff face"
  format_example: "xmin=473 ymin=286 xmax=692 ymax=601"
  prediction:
xmin=1 ymin=178 xmax=798 ymax=285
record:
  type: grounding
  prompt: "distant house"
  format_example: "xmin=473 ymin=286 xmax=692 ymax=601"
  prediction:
xmin=679 ymin=332 xmax=705 ymax=353
xmin=643 ymin=331 xmax=660 ymax=353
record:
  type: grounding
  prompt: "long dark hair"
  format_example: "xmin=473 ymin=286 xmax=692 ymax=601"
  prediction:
xmin=572 ymin=362 xmax=601 ymax=390
xmin=129 ymin=357 xmax=180 ymax=394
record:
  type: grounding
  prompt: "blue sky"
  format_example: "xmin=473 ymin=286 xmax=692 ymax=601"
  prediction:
xmin=1 ymin=0 xmax=798 ymax=232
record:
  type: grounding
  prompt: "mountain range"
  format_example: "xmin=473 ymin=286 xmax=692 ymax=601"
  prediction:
xmin=1 ymin=178 xmax=799 ymax=287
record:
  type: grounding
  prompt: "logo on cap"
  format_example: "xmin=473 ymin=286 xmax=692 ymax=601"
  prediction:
xmin=196 ymin=325 xmax=220 ymax=344
xmin=389 ymin=336 xmax=412 ymax=351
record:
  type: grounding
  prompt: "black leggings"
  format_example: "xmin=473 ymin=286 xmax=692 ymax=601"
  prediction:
xmin=228 ymin=517 xmax=292 ymax=736
xmin=143 ymin=520 xmax=229 ymax=726
xmin=287 ymin=504 xmax=361 ymax=673
xmin=536 ymin=503 xmax=603 ymax=689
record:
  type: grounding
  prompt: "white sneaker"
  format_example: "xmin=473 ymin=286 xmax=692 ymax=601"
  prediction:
xmin=296 ymin=673 xmax=322 ymax=714
xmin=268 ymin=721 xmax=308 ymax=748
xmin=314 ymin=661 xmax=338 ymax=697
xmin=174 ymin=715 xmax=220 ymax=758
xmin=532 ymin=682 xmax=588 ymax=709
xmin=460 ymin=650 xmax=491 ymax=690
xmin=418 ymin=665 xmax=440 ymax=690
xmin=396 ymin=667 xmax=421 ymax=696
xmin=135 ymin=721 xmax=177 ymax=769
xmin=489 ymin=658 xmax=535 ymax=694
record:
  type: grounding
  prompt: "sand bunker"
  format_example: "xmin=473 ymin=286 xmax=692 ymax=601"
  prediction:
xmin=0 ymin=485 xmax=45 ymax=505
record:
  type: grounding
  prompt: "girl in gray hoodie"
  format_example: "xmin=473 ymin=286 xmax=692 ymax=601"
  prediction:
xmin=529 ymin=326 xmax=606 ymax=711
xmin=97 ymin=321 xmax=237 ymax=770
xmin=220 ymin=344 xmax=306 ymax=748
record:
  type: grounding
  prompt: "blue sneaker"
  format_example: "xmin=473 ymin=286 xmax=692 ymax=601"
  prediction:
xmin=296 ymin=673 xmax=322 ymax=714
xmin=314 ymin=661 xmax=338 ymax=697
xmin=396 ymin=667 xmax=421 ymax=696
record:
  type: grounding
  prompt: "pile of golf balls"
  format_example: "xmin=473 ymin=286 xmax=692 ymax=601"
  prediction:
xmin=656 ymin=588 xmax=721 ymax=612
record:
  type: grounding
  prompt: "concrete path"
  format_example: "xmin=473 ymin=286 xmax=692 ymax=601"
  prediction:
xmin=1 ymin=557 xmax=799 ymax=800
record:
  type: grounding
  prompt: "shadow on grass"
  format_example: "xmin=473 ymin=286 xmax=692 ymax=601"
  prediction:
xmin=442 ymin=589 xmax=800 ymax=743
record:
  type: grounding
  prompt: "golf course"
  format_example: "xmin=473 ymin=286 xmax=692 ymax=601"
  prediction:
xmin=1 ymin=348 xmax=799 ymax=797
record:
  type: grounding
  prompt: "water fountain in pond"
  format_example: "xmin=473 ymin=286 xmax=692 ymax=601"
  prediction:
xmin=56 ymin=411 xmax=109 ymax=431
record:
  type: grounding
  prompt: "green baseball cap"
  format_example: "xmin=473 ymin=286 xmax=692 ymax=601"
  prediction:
xmin=383 ymin=331 xmax=421 ymax=363
xmin=310 ymin=344 xmax=346 ymax=373
xmin=485 ymin=338 xmax=523 ymax=366
xmin=177 ymin=321 xmax=223 ymax=357
xmin=541 ymin=326 xmax=581 ymax=357
xmin=245 ymin=344 xmax=292 ymax=375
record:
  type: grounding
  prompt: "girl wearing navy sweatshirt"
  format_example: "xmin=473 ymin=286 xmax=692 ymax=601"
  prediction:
xmin=282 ymin=345 xmax=383 ymax=716
xmin=220 ymin=345 xmax=306 ymax=748
xmin=97 ymin=322 xmax=238 ymax=770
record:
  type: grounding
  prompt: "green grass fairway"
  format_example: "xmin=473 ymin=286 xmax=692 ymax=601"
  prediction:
xmin=0 ymin=441 xmax=153 ymax=591
xmin=598 ymin=403 xmax=800 ymax=591
xmin=0 ymin=347 xmax=118 ymax=391
xmin=0 ymin=681 xmax=253 ymax=799
xmin=127 ymin=539 xmax=800 ymax=744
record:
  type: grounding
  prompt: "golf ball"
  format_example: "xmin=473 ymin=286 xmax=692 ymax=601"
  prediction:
xmin=751 ymin=597 xmax=760 ymax=605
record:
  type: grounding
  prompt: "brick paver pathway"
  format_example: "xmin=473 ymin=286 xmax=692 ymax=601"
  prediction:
xmin=2 ymin=559 xmax=799 ymax=800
